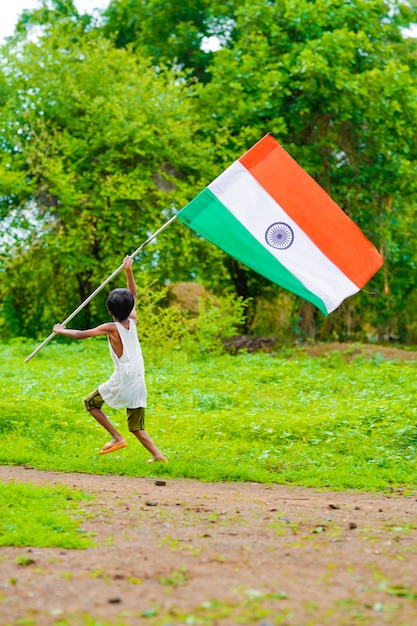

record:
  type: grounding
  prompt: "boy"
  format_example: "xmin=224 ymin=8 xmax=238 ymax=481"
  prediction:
xmin=53 ymin=256 xmax=167 ymax=462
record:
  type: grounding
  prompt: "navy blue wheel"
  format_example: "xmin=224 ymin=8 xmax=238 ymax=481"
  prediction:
xmin=265 ymin=222 xmax=294 ymax=250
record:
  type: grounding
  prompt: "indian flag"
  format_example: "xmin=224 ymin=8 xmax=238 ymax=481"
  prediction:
xmin=177 ymin=134 xmax=383 ymax=315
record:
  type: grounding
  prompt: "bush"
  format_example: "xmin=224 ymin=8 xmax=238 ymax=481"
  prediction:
xmin=183 ymin=294 xmax=248 ymax=358
xmin=136 ymin=278 xmax=248 ymax=359
xmin=136 ymin=278 xmax=188 ymax=356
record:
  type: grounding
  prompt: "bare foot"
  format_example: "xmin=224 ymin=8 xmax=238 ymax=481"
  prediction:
xmin=147 ymin=455 xmax=168 ymax=464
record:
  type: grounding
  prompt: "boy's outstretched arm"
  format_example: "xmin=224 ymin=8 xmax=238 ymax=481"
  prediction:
xmin=123 ymin=255 xmax=137 ymax=322
xmin=53 ymin=323 xmax=114 ymax=339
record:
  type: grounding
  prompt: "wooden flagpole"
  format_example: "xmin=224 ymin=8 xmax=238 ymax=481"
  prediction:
xmin=25 ymin=214 xmax=178 ymax=363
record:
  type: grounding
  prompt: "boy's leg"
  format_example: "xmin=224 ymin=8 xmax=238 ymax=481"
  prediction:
xmin=132 ymin=429 xmax=167 ymax=463
xmin=127 ymin=407 xmax=167 ymax=463
xmin=89 ymin=407 xmax=126 ymax=441
xmin=84 ymin=390 xmax=126 ymax=453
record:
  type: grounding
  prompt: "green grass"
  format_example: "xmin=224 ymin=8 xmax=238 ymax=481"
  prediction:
xmin=1 ymin=338 xmax=417 ymax=491
xmin=0 ymin=480 xmax=93 ymax=548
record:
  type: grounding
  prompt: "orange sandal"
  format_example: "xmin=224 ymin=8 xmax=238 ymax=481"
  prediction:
xmin=99 ymin=441 xmax=127 ymax=455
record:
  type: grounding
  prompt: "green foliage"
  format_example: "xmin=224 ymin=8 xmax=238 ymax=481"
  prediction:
xmin=196 ymin=0 xmax=417 ymax=337
xmin=135 ymin=275 xmax=188 ymax=354
xmin=1 ymin=341 xmax=417 ymax=491
xmin=183 ymin=293 xmax=247 ymax=357
xmin=0 ymin=17 xmax=221 ymax=338
xmin=1 ymin=0 xmax=417 ymax=342
xmin=136 ymin=277 xmax=248 ymax=358
xmin=102 ymin=0 xmax=219 ymax=81
xmin=0 ymin=480 xmax=93 ymax=548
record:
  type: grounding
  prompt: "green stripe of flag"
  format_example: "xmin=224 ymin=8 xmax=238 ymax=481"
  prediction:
xmin=178 ymin=188 xmax=327 ymax=315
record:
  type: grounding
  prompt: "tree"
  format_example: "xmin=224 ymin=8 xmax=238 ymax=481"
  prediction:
xmin=195 ymin=0 xmax=417 ymax=340
xmin=102 ymin=0 xmax=232 ymax=82
xmin=0 ymin=13 xmax=223 ymax=338
xmin=2 ymin=0 xmax=417 ymax=342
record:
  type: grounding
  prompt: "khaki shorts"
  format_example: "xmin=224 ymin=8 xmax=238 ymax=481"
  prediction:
xmin=84 ymin=389 xmax=145 ymax=432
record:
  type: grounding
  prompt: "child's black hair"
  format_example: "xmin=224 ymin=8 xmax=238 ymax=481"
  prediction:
xmin=106 ymin=288 xmax=134 ymax=321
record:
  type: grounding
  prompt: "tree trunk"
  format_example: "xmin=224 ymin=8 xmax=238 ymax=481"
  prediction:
xmin=226 ymin=259 xmax=253 ymax=332
xmin=76 ymin=274 xmax=93 ymax=328
xmin=298 ymin=300 xmax=318 ymax=340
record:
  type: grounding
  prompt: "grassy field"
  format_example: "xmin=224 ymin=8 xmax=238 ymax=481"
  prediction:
xmin=0 ymin=481 xmax=93 ymax=549
xmin=1 ymin=337 xmax=416 ymax=492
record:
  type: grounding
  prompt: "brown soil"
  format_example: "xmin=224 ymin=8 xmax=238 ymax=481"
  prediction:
xmin=1 ymin=344 xmax=417 ymax=625
xmin=225 ymin=337 xmax=417 ymax=360
xmin=1 ymin=466 xmax=417 ymax=626
xmin=299 ymin=341 xmax=417 ymax=361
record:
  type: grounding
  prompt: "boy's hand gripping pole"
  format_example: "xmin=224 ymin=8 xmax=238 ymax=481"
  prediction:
xmin=24 ymin=214 xmax=178 ymax=363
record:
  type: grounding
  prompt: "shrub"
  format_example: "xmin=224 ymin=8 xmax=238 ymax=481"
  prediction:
xmin=136 ymin=277 xmax=248 ymax=358
xmin=183 ymin=294 xmax=248 ymax=358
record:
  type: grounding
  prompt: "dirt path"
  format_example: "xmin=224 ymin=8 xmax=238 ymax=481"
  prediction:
xmin=1 ymin=465 xmax=417 ymax=625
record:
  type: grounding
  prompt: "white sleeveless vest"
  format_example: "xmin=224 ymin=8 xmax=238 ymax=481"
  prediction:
xmin=98 ymin=319 xmax=147 ymax=409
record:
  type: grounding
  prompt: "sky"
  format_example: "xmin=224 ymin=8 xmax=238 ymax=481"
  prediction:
xmin=0 ymin=0 xmax=110 ymax=43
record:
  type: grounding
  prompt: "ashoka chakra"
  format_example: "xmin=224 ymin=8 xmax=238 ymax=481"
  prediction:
xmin=265 ymin=222 xmax=294 ymax=250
